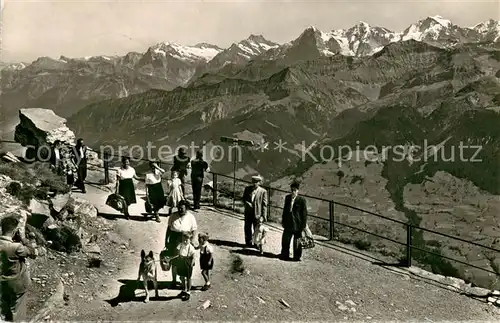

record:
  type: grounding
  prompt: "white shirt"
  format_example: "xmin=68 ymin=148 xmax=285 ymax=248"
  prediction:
xmin=117 ymin=167 xmax=136 ymax=179
xmin=54 ymin=148 xmax=60 ymax=160
xmin=178 ymin=242 xmax=196 ymax=257
xmin=145 ymin=169 xmax=162 ymax=185
xmin=168 ymin=211 xmax=198 ymax=233
xmin=290 ymin=195 xmax=297 ymax=212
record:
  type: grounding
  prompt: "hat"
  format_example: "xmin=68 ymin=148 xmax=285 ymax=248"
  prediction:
xmin=251 ymin=175 xmax=263 ymax=182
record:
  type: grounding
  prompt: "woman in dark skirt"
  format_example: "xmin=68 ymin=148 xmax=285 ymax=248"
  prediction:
xmin=164 ymin=199 xmax=198 ymax=293
xmin=145 ymin=161 xmax=166 ymax=222
xmin=116 ymin=156 xmax=140 ymax=219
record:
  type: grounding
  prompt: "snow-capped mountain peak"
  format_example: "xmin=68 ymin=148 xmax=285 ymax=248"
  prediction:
xmin=149 ymin=42 xmax=223 ymax=62
xmin=429 ymin=15 xmax=452 ymax=27
xmin=469 ymin=19 xmax=500 ymax=41
xmin=401 ymin=16 xmax=456 ymax=42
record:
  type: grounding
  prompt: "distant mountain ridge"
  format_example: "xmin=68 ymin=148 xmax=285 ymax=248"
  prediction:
xmin=0 ymin=15 xmax=499 ymax=139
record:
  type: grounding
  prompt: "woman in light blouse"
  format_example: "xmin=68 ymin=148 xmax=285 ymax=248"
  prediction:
xmin=145 ymin=160 xmax=166 ymax=222
xmin=116 ymin=156 xmax=140 ymax=219
xmin=164 ymin=199 xmax=198 ymax=290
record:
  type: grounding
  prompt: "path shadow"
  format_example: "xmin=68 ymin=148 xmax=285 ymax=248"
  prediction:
xmin=231 ymin=248 xmax=279 ymax=259
xmin=105 ymin=279 xmax=181 ymax=306
xmin=209 ymin=239 xmax=246 ymax=249
xmin=140 ymin=212 xmax=171 ymax=218
xmin=97 ymin=212 xmax=149 ymax=222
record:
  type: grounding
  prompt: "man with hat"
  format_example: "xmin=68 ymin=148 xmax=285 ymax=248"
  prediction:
xmin=242 ymin=174 xmax=268 ymax=248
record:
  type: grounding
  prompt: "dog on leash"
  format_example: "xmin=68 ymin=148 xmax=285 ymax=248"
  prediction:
xmin=137 ymin=250 xmax=159 ymax=302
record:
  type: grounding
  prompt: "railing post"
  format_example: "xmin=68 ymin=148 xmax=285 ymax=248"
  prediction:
xmin=329 ymin=201 xmax=335 ymax=241
xmin=212 ymin=173 xmax=218 ymax=207
xmin=266 ymin=187 xmax=271 ymax=221
xmin=406 ymin=224 xmax=413 ymax=267
xmin=103 ymin=151 xmax=109 ymax=185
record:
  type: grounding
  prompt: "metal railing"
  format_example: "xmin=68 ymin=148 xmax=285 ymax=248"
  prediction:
xmin=2 ymin=139 xmax=500 ymax=277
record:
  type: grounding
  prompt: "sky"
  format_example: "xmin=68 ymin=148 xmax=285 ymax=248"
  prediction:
xmin=1 ymin=0 xmax=499 ymax=63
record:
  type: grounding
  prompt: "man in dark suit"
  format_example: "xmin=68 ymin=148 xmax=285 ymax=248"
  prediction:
xmin=190 ymin=150 xmax=209 ymax=210
xmin=72 ymin=138 xmax=87 ymax=193
xmin=242 ymin=175 xmax=268 ymax=248
xmin=280 ymin=180 xmax=308 ymax=261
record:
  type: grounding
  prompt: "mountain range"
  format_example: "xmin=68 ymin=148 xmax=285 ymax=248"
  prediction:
xmin=1 ymin=15 xmax=500 ymax=289
xmin=1 ymin=15 xmax=499 ymax=137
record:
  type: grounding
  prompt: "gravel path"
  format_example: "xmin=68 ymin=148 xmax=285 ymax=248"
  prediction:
xmin=52 ymin=185 xmax=500 ymax=321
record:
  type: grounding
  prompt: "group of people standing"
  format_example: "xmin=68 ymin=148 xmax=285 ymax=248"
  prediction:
xmin=114 ymin=147 xmax=209 ymax=221
xmin=51 ymin=138 xmax=89 ymax=193
xmin=242 ymin=176 xmax=311 ymax=261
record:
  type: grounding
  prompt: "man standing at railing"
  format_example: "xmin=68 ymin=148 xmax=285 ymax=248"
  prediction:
xmin=190 ymin=150 xmax=209 ymax=211
xmin=72 ymin=138 xmax=87 ymax=193
xmin=242 ymin=175 xmax=268 ymax=248
xmin=280 ymin=180 xmax=308 ymax=261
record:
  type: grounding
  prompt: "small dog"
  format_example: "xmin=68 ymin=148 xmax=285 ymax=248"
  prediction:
xmin=137 ymin=250 xmax=159 ymax=303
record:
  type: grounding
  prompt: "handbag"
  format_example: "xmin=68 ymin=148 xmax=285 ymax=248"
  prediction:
xmin=159 ymin=249 xmax=172 ymax=271
xmin=105 ymin=193 xmax=126 ymax=212
xmin=298 ymin=235 xmax=315 ymax=249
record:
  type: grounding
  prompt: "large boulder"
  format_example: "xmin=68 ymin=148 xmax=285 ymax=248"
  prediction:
xmin=14 ymin=108 xmax=76 ymax=148
xmin=66 ymin=196 xmax=98 ymax=219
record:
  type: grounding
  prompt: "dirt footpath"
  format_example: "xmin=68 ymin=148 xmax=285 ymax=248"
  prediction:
xmin=51 ymin=185 xmax=500 ymax=321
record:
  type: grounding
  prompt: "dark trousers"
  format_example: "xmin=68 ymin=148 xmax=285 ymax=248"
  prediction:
xmin=75 ymin=164 xmax=87 ymax=191
xmin=179 ymin=174 xmax=186 ymax=197
xmin=281 ymin=230 xmax=303 ymax=260
xmin=1 ymin=283 xmax=27 ymax=322
xmin=191 ymin=176 xmax=203 ymax=209
xmin=244 ymin=213 xmax=258 ymax=245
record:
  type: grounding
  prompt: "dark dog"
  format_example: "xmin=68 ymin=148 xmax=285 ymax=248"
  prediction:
xmin=137 ymin=250 xmax=159 ymax=302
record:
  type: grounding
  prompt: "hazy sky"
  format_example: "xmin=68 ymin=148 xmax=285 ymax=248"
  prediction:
xmin=1 ymin=0 xmax=499 ymax=63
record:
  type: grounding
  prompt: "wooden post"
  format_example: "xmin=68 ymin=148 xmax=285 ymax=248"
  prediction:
xmin=212 ymin=173 xmax=218 ymax=207
xmin=329 ymin=201 xmax=335 ymax=241
xmin=266 ymin=187 xmax=271 ymax=221
xmin=103 ymin=152 xmax=109 ymax=185
xmin=406 ymin=224 xmax=413 ymax=267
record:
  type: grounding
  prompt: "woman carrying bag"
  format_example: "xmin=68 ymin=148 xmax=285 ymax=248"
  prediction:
xmin=145 ymin=161 xmax=166 ymax=222
xmin=116 ymin=156 xmax=140 ymax=219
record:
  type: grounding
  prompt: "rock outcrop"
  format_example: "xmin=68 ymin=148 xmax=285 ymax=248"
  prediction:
xmin=15 ymin=108 xmax=76 ymax=147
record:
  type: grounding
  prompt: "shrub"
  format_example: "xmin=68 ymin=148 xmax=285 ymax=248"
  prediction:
xmin=0 ymin=161 xmax=69 ymax=198
xmin=230 ymin=254 xmax=245 ymax=274
xmin=6 ymin=182 xmax=48 ymax=205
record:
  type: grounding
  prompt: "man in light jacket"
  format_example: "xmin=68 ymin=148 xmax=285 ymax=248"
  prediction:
xmin=242 ymin=175 xmax=268 ymax=248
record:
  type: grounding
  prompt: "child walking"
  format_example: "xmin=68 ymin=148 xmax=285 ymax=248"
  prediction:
xmin=175 ymin=232 xmax=196 ymax=301
xmin=252 ymin=222 xmax=269 ymax=255
xmin=167 ymin=171 xmax=184 ymax=215
xmin=197 ymin=232 xmax=214 ymax=291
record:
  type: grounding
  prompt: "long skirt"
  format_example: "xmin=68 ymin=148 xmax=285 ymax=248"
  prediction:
xmin=147 ymin=182 xmax=166 ymax=211
xmin=118 ymin=178 xmax=136 ymax=205
xmin=165 ymin=230 xmax=183 ymax=258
